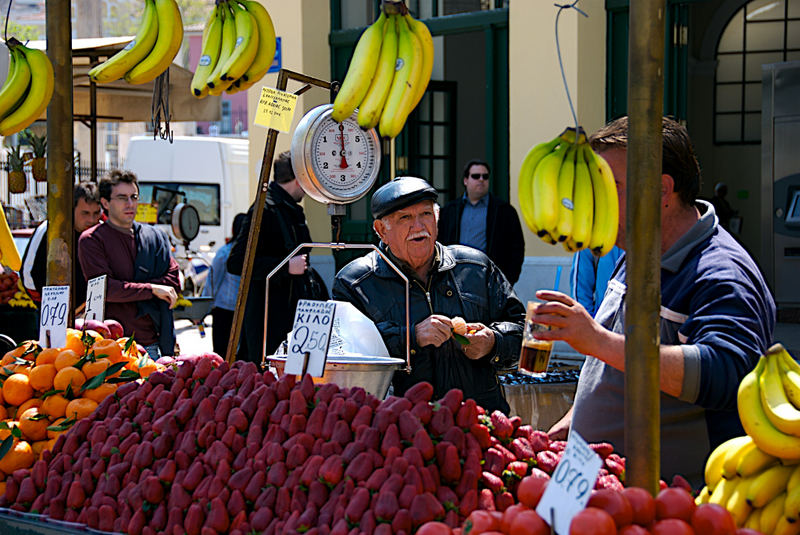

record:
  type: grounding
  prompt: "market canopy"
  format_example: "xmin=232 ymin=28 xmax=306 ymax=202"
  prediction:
xmin=28 ymin=36 xmax=221 ymax=123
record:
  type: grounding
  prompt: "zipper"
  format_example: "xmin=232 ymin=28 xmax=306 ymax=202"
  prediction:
xmin=413 ymin=277 xmax=434 ymax=314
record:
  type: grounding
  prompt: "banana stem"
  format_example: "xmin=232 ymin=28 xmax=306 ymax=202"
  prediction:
xmin=382 ymin=0 xmax=409 ymax=16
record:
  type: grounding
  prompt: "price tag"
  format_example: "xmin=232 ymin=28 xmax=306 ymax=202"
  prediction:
xmin=285 ymin=299 xmax=335 ymax=377
xmin=135 ymin=203 xmax=158 ymax=224
xmin=85 ymin=275 xmax=107 ymax=322
xmin=536 ymin=431 xmax=603 ymax=534
xmin=254 ymin=87 xmax=298 ymax=132
xmin=39 ymin=285 xmax=70 ymax=348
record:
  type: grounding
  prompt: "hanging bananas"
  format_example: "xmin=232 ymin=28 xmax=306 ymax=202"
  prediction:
xmin=190 ymin=0 xmax=276 ymax=98
xmin=89 ymin=0 xmax=183 ymax=86
xmin=331 ymin=7 xmax=434 ymax=139
xmin=517 ymin=127 xmax=619 ymax=256
xmin=0 ymin=40 xmax=54 ymax=137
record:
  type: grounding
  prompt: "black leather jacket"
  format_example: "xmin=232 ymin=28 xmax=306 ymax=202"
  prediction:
xmin=333 ymin=242 xmax=524 ymax=413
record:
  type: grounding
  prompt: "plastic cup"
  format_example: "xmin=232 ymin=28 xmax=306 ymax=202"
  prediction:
xmin=518 ymin=301 xmax=553 ymax=376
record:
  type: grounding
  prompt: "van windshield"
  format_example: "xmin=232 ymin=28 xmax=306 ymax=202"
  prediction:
xmin=138 ymin=182 xmax=221 ymax=226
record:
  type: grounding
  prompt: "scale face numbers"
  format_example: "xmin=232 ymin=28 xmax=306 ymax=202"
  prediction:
xmin=292 ymin=104 xmax=381 ymax=204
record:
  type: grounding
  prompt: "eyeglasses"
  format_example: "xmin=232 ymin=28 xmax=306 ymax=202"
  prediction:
xmin=469 ymin=173 xmax=490 ymax=180
xmin=112 ymin=194 xmax=139 ymax=203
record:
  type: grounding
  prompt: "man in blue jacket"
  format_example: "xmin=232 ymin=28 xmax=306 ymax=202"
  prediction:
xmin=537 ymin=117 xmax=775 ymax=486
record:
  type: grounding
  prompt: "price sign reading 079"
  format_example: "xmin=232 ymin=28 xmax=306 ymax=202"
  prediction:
xmin=284 ymin=299 xmax=336 ymax=377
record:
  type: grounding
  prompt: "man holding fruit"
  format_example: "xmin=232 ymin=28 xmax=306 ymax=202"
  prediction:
xmin=333 ymin=177 xmax=525 ymax=413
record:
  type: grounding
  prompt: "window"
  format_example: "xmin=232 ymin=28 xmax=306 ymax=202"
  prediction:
xmin=137 ymin=182 xmax=221 ymax=226
xmin=715 ymin=0 xmax=800 ymax=144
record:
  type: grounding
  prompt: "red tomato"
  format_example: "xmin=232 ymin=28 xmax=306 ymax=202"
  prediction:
xmin=569 ymin=507 xmax=617 ymax=535
xmin=463 ymin=510 xmax=501 ymax=534
xmin=508 ymin=509 xmax=549 ymax=535
xmin=587 ymin=489 xmax=634 ymax=528
xmin=517 ymin=475 xmax=548 ymax=508
xmin=621 ymin=487 xmax=656 ymax=526
xmin=417 ymin=522 xmax=454 ymax=535
xmin=651 ymin=518 xmax=694 ymax=535
xmin=690 ymin=504 xmax=736 ymax=535
xmin=618 ymin=525 xmax=650 ymax=535
xmin=655 ymin=487 xmax=696 ymax=523
xmin=501 ymin=504 xmax=528 ymax=533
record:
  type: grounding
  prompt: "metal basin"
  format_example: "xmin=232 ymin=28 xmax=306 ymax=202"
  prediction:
xmin=267 ymin=355 xmax=405 ymax=399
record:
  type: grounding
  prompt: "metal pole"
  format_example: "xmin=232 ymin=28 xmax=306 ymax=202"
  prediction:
xmin=625 ymin=0 xmax=665 ymax=494
xmin=90 ymin=78 xmax=97 ymax=181
xmin=45 ymin=0 xmax=75 ymax=321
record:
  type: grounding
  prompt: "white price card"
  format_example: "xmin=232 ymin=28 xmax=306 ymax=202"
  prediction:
xmin=536 ymin=431 xmax=603 ymax=534
xmin=285 ymin=299 xmax=336 ymax=377
xmin=39 ymin=285 xmax=70 ymax=348
xmin=85 ymin=275 xmax=107 ymax=322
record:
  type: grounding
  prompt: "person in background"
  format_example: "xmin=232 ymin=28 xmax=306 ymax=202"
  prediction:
xmin=569 ymin=246 xmax=624 ymax=317
xmin=79 ymin=170 xmax=180 ymax=360
xmin=438 ymin=159 xmax=525 ymax=284
xmin=710 ymin=182 xmax=737 ymax=231
xmin=21 ymin=181 xmax=102 ymax=306
xmin=203 ymin=212 xmax=246 ymax=356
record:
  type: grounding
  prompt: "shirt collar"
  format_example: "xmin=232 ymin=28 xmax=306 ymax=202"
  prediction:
xmin=661 ymin=200 xmax=717 ymax=272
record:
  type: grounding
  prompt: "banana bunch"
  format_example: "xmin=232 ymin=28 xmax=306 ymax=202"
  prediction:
xmin=699 ymin=432 xmax=800 ymax=532
xmin=0 ymin=201 xmax=21 ymax=272
xmin=331 ymin=9 xmax=434 ymax=139
xmin=8 ymin=279 xmax=35 ymax=309
xmin=88 ymin=0 xmax=183 ymax=85
xmin=518 ymin=127 xmax=618 ymax=256
xmin=190 ymin=0 xmax=275 ymax=98
xmin=0 ymin=40 xmax=54 ymax=137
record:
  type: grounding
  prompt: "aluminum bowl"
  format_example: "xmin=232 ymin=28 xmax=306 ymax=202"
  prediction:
xmin=267 ymin=355 xmax=406 ymax=399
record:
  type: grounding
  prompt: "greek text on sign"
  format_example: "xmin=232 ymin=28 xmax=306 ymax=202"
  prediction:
xmin=254 ymin=87 xmax=298 ymax=132
xmin=536 ymin=431 xmax=603 ymax=534
xmin=285 ymin=299 xmax=336 ymax=377
xmin=39 ymin=285 xmax=70 ymax=348
xmin=85 ymin=275 xmax=107 ymax=322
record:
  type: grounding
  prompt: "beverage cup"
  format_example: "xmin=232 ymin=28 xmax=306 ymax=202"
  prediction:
xmin=518 ymin=300 xmax=553 ymax=376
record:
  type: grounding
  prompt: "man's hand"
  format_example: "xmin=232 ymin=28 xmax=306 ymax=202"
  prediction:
xmin=461 ymin=322 xmax=495 ymax=360
xmin=288 ymin=254 xmax=308 ymax=275
xmin=415 ymin=314 xmax=453 ymax=348
xmin=530 ymin=290 xmax=607 ymax=357
xmin=547 ymin=407 xmax=573 ymax=440
xmin=151 ymin=284 xmax=178 ymax=309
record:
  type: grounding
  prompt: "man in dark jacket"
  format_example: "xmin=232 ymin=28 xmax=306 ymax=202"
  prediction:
xmin=333 ymin=177 xmax=525 ymax=413
xmin=227 ymin=151 xmax=321 ymax=362
xmin=438 ymin=160 xmax=525 ymax=284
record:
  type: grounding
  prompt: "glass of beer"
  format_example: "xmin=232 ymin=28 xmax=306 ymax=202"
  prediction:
xmin=519 ymin=300 xmax=553 ymax=376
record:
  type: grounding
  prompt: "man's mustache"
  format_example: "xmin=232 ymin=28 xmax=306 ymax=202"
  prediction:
xmin=408 ymin=231 xmax=431 ymax=240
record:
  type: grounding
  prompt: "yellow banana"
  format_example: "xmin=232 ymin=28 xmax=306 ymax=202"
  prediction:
xmin=746 ymin=462 xmax=795 ymax=508
xmin=726 ymin=475 xmax=753 ymax=526
xmin=531 ymin=141 xmax=570 ymax=237
xmin=736 ymin=440 xmax=779 ymax=478
xmin=570 ymin=139 xmax=594 ymax=249
xmin=784 ymin=485 xmax=800 ymax=522
xmin=774 ymin=516 xmax=800 ymax=535
xmin=788 ymin=462 xmax=800 ymax=493
xmin=220 ymin=0 xmax=259 ymax=85
xmin=0 ymin=46 xmax=31 ymax=120
xmin=379 ymin=16 xmax=423 ymax=139
xmin=191 ymin=5 xmax=223 ymax=98
xmin=0 ymin=45 xmax=53 ymax=137
xmin=761 ymin=348 xmax=800 ymax=436
xmin=206 ymin=3 xmax=237 ymax=95
xmin=0 ymin=200 xmax=21 ymax=271
xmin=562 ymin=238 xmax=579 ymax=253
xmin=695 ymin=486 xmax=711 ymax=505
xmin=760 ymin=490 xmax=787 ymax=533
xmin=709 ymin=476 xmax=739 ymax=506
xmin=706 ymin=435 xmax=751 ymax=491
xmin=357 ymin=14 xmax=399 ymax=130
xmin=584 ymin=145 xmax=619 ymax=257
xmin=404 ymin=13 xmax=433 ymax=110
xmin=89 ymin=0 xmax=159 ymax=83
xmin=739 ymin=357 xmax=800 ymax=461
xmin=777 ymin=346 xmax=800 ymax=409
xmin=722 ymin=435 xmax=757 ymax=480
xmin=238 ymin=0 xmax=276 ymax=86
xmin=332 ymin=12 xmax=386 ymax=123
xmin=517 ymin=136 xmax=561 ymax=235
xmin=554 ymin=143 xmax=577 ymax=243
xmin=744 ymin=507 xmax=762 ymax=531
xmin=125 ymin=0 xmax=183 ymax=85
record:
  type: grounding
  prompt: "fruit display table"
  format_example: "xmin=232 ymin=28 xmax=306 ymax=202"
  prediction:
xmin=0 ymin=510 xmax=89 ymax=534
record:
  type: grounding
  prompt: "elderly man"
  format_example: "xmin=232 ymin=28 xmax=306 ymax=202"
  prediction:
xmin=538 ymin=117 xmax=775 ymax=485
xmin=333 ymin=177 xmax=525 ymax=413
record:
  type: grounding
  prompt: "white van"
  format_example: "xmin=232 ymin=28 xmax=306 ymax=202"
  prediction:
xmin=124 ymin=136 xmax=251 ymax=252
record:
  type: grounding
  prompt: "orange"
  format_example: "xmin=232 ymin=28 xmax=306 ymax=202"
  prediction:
xmin=0 ymin=421 xmax=18 ymax=440
xmin=0 ymin=440 xmax=35 ymax=473
xmin=31 ymin=439 xmax=50 ymax=459
xmin=35 ymin=347 xmax=60 ymax=366
xmin=41 ymin=394 xmax=69 ymax=419
xmin=138 ymin=358 xmax=158 ymax=378
xmin=82 ymin=358 xmax=111 ymax=380
xmin=1 ymin=341 xmax=37 ymax=366
xmin=65 ymin=398 xmax=98 ymax=420
xmin=0 ymin=386 xmax=5 ymax=405
xmin=0 ymin=406 xmax=7 ymax=420
xmin=64 ymin=328 xmax=87 ymax=355
xmin=10 ymin=364 xmax=31 ymax=377
xmin=82 ymin=382 xmax=117 ymax=404
xmin=17 ymin=398 xmax=43 ymax=416
xmin=46 ymin=417 xmax=68 ymax=440
xmin=117 ymin=338 xmax=140 ymax=361
xmin=53 ymin=367 xmax=86 ymax=391
xmin=3 ymin=373 xmax=33 ymax=405
xmin=18 ymin=408 xmax=48 ymax=441
xmin=91 ymin=339 xmax=123 ymax=364
xmin=53 ymin=349 xmax=80 ymax=371
xmin=29 ymin=364 xmax=57 ymax=392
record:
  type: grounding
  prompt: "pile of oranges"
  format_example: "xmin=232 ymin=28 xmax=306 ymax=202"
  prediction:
xmin=0 ymin=327 xmax=160 ymax=478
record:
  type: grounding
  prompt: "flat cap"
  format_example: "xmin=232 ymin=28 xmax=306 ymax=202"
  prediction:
xmin=371 ymin=177 xmax=438 ymax=219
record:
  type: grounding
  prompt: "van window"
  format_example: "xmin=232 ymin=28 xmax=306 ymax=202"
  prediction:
xmin=138 ymin=182 xmax=221 ymax=226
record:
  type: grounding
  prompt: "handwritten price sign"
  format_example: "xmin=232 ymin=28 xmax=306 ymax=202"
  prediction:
xmin=39 ymin=285 xmax=70 ymax=348
xmin=254 ymin=87 xmax=298 ymax=132
xmin=536 ymin=431 xmax=603 ymax=534
xmin=85 ymin=275 xmax=107 ymax=322
xmin=285 ymin=299 xmax=335 ymax=377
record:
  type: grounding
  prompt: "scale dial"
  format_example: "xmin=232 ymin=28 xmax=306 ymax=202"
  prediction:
xmin=171 ymin=203 xmax=200 ymax=243
xmin=291 ymin=104 xmax=381 ymax=204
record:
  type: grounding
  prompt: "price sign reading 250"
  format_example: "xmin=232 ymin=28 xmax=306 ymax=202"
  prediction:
xmin=290 ymin=325 xmax=330 ymax=354
xmin=284 ymin=299 xmax=336 ymax=378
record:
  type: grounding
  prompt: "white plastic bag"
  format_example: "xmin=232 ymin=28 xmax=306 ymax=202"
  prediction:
xmin=327 ymin=300 xmax=389 ymax=358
